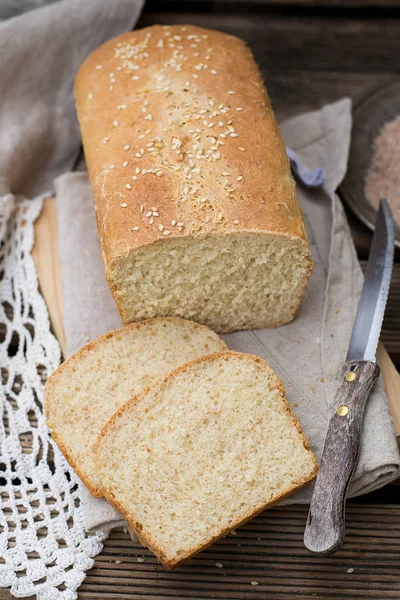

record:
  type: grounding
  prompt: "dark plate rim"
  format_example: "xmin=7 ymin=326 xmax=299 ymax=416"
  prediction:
xmin=339 ymin=81 xmax=400 ymax=248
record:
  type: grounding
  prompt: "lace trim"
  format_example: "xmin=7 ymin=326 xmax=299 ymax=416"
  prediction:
xmin=0 ymin=195 xmax=105 ymax=599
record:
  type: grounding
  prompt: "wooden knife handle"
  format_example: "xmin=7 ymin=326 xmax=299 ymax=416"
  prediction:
xmin=304 ymin=360 xmax=380 ymax=556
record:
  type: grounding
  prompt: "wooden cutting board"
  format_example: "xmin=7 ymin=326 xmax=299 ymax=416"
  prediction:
xmin=32 ymin=197 xmax=400 ymax=434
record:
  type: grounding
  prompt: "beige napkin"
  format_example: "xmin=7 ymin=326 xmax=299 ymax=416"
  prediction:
xmin=54 ymin=97 xmax=400 ymax=533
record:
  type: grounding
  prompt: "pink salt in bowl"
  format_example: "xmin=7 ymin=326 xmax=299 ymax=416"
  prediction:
xmin=340 ymin=81 xmax=400 ymax=248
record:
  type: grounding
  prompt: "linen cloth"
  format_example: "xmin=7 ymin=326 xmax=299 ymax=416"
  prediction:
xmin=55 ymin=98 xmax=400 ymax=532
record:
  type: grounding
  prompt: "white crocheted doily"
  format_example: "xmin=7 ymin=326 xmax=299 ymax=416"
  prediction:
xmin=0 ymin=195 xmax=105 ymax=600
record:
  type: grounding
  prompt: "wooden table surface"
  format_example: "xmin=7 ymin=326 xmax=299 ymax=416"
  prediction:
xmin=3 ymin=3 xmax=400 ymax=600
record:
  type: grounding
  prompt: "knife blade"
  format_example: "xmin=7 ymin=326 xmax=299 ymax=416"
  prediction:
xmin=303 ymin=198 xmax=395 ymax=557
xmin=346 ymin=200 xmax=395 ymax=362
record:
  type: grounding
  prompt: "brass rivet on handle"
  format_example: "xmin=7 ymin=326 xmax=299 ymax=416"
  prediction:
xmin=337 ymin=405 xmax=349 ymax=417
xmin=345 ymin=371 xmax=357 ymax=382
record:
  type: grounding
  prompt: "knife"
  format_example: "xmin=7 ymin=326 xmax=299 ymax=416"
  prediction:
xmin=303 ymin=198 xmax=395 ymax=556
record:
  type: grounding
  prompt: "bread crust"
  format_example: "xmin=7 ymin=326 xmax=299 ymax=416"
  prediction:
xmin=74 ymin=24 xmax=313 ymax=326
xmin=94 ymin=351 xmax=318 ymax=567
xmin=44 ymin=317 xmax=227 ymax=497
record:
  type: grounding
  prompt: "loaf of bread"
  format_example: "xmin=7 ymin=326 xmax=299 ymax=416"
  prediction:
xmin=95 ymin=352 xmax=318 ymax=567
xmin=44 ymin=317 xmax=227 ymax=497
xmin=75 ymin=25 xmax=312 ymax=332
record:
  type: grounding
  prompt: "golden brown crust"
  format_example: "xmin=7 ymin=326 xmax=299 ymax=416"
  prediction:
xmin=94 ymin=351 xmax=318 ymax=567
xmin=74 ymin=24 xmax=311 ymax=284
xmin=44 ymin=317 xmax=227 ymax=498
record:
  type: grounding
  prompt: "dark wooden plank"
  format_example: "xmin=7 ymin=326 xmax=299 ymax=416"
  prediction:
xmin=139 ymin=12 xmax=400 ymax=74
xmin=3 ymin=503 xmax=400 ymax=600
xmin=215 ymin=0 xmax=400 ymax=5
xmin=147 ymin=0 xmax=400 ymax=8
xmin=138 ymin=12 xmax=399 ymax=117
xmin=268 ymin=72 xmax=396 ymax=122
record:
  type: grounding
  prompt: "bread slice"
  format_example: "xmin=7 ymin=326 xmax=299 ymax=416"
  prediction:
xmin=95 ymin=352 xmax=318 ymax=567
xmin=44 ymin=317 xmax=227 ymax=497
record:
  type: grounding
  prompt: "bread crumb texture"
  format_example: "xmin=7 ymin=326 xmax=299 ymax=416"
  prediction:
xmin=44 ymin=318 xmax=226 ymax=496
xmin=95 ymin=352 xmax=318 ymax=567
xmin=112 ymin=233 xmax=311 ymax=332
xmin=75 ymin=24 xmax=312 ymax=332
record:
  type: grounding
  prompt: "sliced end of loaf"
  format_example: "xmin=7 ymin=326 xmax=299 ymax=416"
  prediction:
xmin=44 ymin=317 xmax=227 ymax=497
xmin=95 ymin=351 xmax=318 ymax=567
xmin=109 ymin=232 xmax=313 ymax=332
xmin=75 ymin=26 xmax=313 ymax=334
